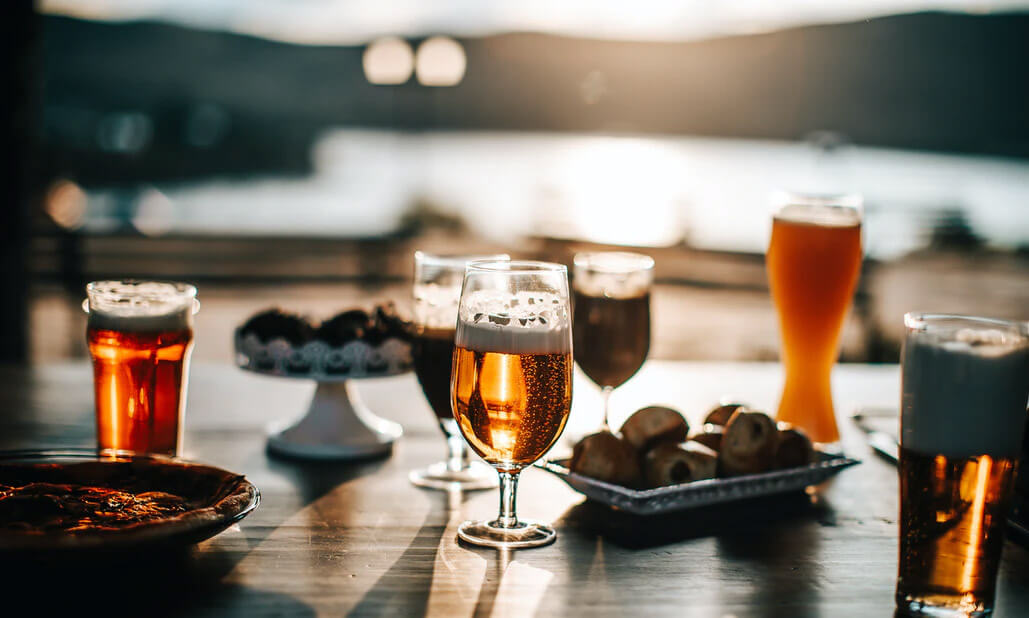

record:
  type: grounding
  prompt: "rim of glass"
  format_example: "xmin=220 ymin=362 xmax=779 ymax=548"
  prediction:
xmin=904 ymin=312 xmax=1029 ymax=337
xmin=771 ymin=190 xmax=863 ymax=216
xmin=466 ymin=259 xmax=566 ymax=274
xmin=414 ymin=251 xmax=510 ymax=268
xmin=573 ymin=251 xmax=654 ymax=273
xmin=86 ymin=279 xmax=197 ymax=300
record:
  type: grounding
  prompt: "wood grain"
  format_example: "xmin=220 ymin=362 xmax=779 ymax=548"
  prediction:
xmin=0 ymin=361 xmax=1025 ymax=617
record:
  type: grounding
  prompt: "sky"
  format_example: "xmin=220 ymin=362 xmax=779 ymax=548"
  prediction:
xmin=41 ymin=0 xmax=1029 ymax=44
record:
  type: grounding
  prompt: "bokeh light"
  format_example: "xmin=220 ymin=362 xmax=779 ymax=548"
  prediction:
xmin=362 ymin=37 xmax=414 ymax=85
xmin=45 ymin=179 xmax=87 ymax=230
xmin=415 ymin=36 xmax=466 ymax=87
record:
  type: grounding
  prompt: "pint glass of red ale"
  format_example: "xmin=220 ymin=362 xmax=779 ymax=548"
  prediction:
xmin=85 ymin=281 xmax=198 ymax=456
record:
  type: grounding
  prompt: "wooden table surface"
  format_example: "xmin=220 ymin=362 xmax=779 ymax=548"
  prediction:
xmin=1 ymin=361 xmax=1027 ymax=617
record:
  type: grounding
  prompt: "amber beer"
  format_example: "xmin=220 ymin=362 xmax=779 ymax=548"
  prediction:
xmin=572 ymin=291 xmax=649 ymax=389
xmin=86 ymin=281 xmax=197 ymax=456
xmin=766 ymin=196 xmax=862 ymax=444
xmin=452 ymin=345 xmax=572 ymax=466
xmin=897 ymin=314 xmax=1029 ymax=616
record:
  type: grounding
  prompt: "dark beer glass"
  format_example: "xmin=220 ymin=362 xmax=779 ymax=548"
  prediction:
xmin=85 ymin=280 xmax=198 ymax=456
xmin=408 ymin=252 xmax=507 ymax=490
xmin=897 ymin=313 xmax=1029 ymax=617
xmin=572 ymin=251 xmax=653 ymax=430
xmin=453 ymin=260 xmax=573 ymax=548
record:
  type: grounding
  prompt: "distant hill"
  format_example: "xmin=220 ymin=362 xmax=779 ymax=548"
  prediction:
xmin=40 ymin=11 xmax=1029 ymax=182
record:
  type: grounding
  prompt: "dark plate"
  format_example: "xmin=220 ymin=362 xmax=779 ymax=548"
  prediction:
xmin=538 ymin=451 xmax=860 ymax=515
xmin=0 ymin=450 xmax=260 ymax=552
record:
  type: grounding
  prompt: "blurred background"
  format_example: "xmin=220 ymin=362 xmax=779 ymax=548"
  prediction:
xmin=4 ymin=0 xmax=1028 ymax=365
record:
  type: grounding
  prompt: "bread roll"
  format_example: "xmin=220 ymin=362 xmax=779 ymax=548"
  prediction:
xmin=704 ymin=403 xmax=746 ymax=427
xmin=643 ymin=442 xmax=718 ymax=488
xmin=774 ymin=426 xmax=815 ymax=469
xmin=570 ymin=432 xmax=641 ymax=487
xmin=718 ymin=410 xmax=777 ymax=476
xmin=620 ymin=406 xmax=689 ymax=452
xmin=689 ymin=429 xmax=723 ymax=453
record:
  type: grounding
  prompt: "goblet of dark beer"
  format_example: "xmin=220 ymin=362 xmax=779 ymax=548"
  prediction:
xmin=572 ymin=251 xmax=653 ymax=430
xmin=897 ymin=313 xmax=1029 ymax=617
xmin=452 ymin=260 xmax=573 ymax=548
xmin=409 ymin=252 xmax=507 ymax=491
xmin=85 ymin=281 xmax=198 ymax=456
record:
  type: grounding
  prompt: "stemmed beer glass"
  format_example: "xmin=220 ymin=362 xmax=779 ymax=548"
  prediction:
xmin=452 ymin=260 xmax=573 ymax=548
xmin=408 ymin=252 xmax=507 ymax=490
xmin=572 ymin=252 xmax=653 ymax=430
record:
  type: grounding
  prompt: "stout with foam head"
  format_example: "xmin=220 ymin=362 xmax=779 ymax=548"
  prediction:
xmin=897 ymin=314 xmax=1029 ymax=617
xmin=86 ymin=281 xmax=196 ymax=456
xmin=452 ymin=294 xmax=573 ymax=469
xmin=572 ymin=251 xmax=653 ymax=431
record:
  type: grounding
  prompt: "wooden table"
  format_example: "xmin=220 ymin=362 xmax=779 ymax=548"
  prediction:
xmin=2 ymin=361 xmax=1027 ymax=617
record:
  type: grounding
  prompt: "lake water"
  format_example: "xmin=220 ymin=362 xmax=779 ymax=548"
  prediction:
xmin=80 ymin=130 xmax=1029 ymax=260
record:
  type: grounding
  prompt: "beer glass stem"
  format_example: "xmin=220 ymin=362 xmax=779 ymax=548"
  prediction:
xmin=495 ymin=470 xmax=520 ymax=529
xmin=600 ymin=386 xmax=614 ymax=431
xmin=446 ymin=434 xmax=470 ymax=473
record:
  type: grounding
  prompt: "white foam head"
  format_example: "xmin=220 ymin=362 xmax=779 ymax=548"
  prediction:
xmin=772 ymin=192 xmax=862 ymax=227
xmin=901 ymin=315 xmax=1029 ymax=458
xmin=573 ymin=252 xmax=653 ymax=299
xmin=456 ymin=290 xmax=571 ymax=354
xmin=86 ymin=280 xmax=197 ymax=332
xmin=413 ymin=253 xmax=509 ymax=330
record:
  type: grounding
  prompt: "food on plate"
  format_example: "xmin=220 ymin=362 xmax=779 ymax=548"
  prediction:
xmin=569 ymin=432 xmax=641 ymax=487
xmin=241 ymin=303 xmax=410 ymax=348
xmin=239 ymin=309 xmax=315 ymax=345
xmin=774 ymin=426 xmax=815 ymax=469
xmin=704 ymin=402 xmax=747 ymax=427
xmin=689 ymin=428 xmax=723 ymax=452
xmin=718 ymin=409 xmax=778 ymax=476
xmin=643 ymin=441 xmax=718 ymax=488
xmin=620 ymin=406 xmax=689 ymax=451
xmin=566 ymin=405 xmax=820 ymax=489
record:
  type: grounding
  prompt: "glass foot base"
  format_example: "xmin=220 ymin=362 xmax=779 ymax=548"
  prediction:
xmin=457 ymin=519 xmax=556 ymax=549
xmin=409 ymin=460 xmax=497 ymax=491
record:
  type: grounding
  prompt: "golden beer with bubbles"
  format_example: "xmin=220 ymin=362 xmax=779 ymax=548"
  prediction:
xmin=451 ymin=260 xmax=573 ymax=549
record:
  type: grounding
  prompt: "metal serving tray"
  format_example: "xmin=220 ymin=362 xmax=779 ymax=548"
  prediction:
xmin=538 ymin=451 xmax=859 ymax=516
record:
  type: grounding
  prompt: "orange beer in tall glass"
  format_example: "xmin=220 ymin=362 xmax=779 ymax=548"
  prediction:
xmin=86 ymin=281 xmax=197 ymax=456
xmin=766 ymin=194 xmax=862 ymax=444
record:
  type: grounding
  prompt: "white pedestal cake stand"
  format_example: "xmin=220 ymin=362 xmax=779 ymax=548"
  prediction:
xmin=235 ymin=332 xmax=410 ymax=461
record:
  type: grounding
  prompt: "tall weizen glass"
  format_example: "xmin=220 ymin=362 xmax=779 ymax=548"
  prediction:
xmin=452 ymin=260 xmax=573 ymax=548
xmin=897 ymin=313 xmax=1029 ymax=617
xmin=409 ymin=251 xmax=507 ymax=491
xmin=85 ymin=280 xmax=198 ymax=457
xmin=572 ymin=251 xmax=653 ymax=431
xmin=766 ymin=192 xmax=862 ymax=446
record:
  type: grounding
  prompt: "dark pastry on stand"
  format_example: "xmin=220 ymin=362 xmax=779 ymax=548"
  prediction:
xmin=317 ymin=309 xmax=372 ymax=347
xmin=718 ymin=409 xmax=778 ymax=476
xmin=620 ymin=406 xmax=690 ymax=452
xmin=570 ymin=432 xmax=641 ymax=488
xmin=239 ymin=309 xmax=315 ymax=345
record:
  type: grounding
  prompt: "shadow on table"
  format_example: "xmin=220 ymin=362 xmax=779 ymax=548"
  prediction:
xmin=0 ymin=548 xmax=316 ymax=617
xmin=556 ymin=491 xmax=834 ymax=550
xmin=346 ymin=488 xmax=475 ymax=617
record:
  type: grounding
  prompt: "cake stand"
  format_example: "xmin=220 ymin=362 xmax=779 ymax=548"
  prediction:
xmin=235 ymin=331 xmax=411 ymax=461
